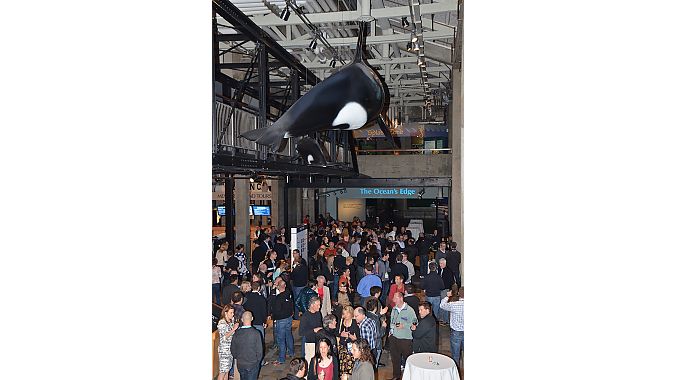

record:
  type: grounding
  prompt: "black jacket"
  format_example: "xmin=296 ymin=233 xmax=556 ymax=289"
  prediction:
xmin=415 ymin=237 xmax=432 ymax=257
xmin=438 ymin=266 xmax=453 ymax=289
xmin=412 ymin=314 xmax=438 ymax=353
xmin=447 ymin=249 xmax=461 ymax=272
xmin=291 ymin=263 xmax=309 ymax=288
xmin=333 ymin=255 xmax=346 ymax=273
xmin=231 ymin=326 xmax=264 ymax=369
xmin=299 ymin=310 xmax=323 ymax=343
xmin=316 ymin=327 xmax=339 ymax=354
xmin=269 ymin=289 xmax=294 ymax=320
xmin=274 ymin=242 xmax=289 ymax=261
xmin=391 ymin=262 xmax=409 ymax=283
xmin=307 ymin=356 xmax=339 ymax=380
xmin=221 ymin=283 xmax=239 ymax=305
xmin=243 ymin=291 xmax=268 ymax=326
xmin=252 ymin=244 xmax=268 ymax=270
xmin=404 ymin=294 xmax=420 ymax=318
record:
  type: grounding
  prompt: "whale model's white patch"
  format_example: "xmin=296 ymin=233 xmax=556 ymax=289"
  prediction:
xmin=284 ymin=132 xmax=291 ymax=138
xmin=307 ymin=154 xmax=314 ymax=164
xmin=332 ymin=102 xmax=368 ymax=130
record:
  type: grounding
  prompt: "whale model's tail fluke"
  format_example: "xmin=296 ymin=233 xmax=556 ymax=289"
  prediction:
xmin=240 ymin=126 xmax=287 ymax=153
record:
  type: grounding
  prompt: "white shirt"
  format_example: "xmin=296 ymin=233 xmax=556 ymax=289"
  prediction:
xmin=215 ymin=250 xmax=227 ymax=266
xmin=403 ymin=261 xmax=415 ymax=283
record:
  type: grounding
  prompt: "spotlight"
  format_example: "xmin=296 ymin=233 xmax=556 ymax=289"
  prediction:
xmin=413 ymin=42 xmax=420 ymax=52
xmin=280 ymin=6 xmax=291 ymax=21
xmin=330 ymin=58 xmax=337 ymax=68
xmin=417 ymin=57 xmax=423 ymax=66
xmin=308 ymin=38 xmax=318 ymax=51
xmin=249 ymin=177 xmax=254 ymax=183
xmin=411 ymin=33 xmax=418 ymax=43
xmin=401 ymin=17 xmax=409 ymax=27
xmin=406 ymin=42 xmax=413 ymax=52
xmin=418 ymin=188 xmax=426 ymax=198
xmin=318 ymin=54 xmax=327 ymax=64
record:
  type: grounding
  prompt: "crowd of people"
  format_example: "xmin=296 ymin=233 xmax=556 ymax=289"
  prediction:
xmin=212 ymin=216 xmax=464 ymax=380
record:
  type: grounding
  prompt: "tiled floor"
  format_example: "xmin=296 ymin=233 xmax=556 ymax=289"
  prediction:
xmin=256 ymin=317 xmax=463 ymax=380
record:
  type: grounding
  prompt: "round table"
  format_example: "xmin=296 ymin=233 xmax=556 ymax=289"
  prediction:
xmin=402 ymin=353 xmax=460 ymax=380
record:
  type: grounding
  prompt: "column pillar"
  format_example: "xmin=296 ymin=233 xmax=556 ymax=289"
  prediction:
xmin=270 ymin=179 xmax=283 ymax=228
xmin=450 ymin=66 xmax=464 ymax=278
xmin=234 ymin=178 xmax=251 ymax=268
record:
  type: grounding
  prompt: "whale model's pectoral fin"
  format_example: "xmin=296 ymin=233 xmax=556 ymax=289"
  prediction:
xmin=376 ymin=115 xmax=400 ymax=149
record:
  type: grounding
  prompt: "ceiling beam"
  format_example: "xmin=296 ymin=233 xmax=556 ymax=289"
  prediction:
xmin=247 ymin=0 xmax=456 ymax=27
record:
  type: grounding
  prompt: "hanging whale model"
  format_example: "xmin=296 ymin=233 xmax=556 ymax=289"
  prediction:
xmin=240 ymin=21 xmax=399 ymax=152
xmin=294 ymin=137 xmax=328 ymax=167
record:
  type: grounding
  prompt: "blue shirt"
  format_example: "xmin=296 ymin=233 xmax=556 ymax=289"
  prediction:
xmin=357 ymin=274 xmax=383 ymax=298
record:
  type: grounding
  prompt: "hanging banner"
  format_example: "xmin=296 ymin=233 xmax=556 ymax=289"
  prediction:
xmin=290 ymin=224 xmax=308 ymax=265
xmin=249 ymin=181 xmax=272 ymax=200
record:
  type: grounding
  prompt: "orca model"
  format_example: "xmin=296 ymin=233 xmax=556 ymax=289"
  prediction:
xmin=240 ymin=21 xmax=398 ymax=152
xmin=295 ymin=137 xmax=328 ymax=167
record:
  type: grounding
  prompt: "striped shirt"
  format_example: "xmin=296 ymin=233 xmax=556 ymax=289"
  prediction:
xmin=440 ymin=297 xmax=464 ymax=331
xmin=358 ymin=316 xmax=378 ymax=349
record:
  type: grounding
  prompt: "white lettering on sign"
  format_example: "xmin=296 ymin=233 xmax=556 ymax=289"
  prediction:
xmin=249 ymin=181 xmax=272 ymax=200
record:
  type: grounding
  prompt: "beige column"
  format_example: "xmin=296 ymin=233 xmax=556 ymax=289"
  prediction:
xmin=234 ymin=178 xmax=251 ymax=265
xmin=270 ymin=179 xmax=283 ymax=228
xmin=450 ymin=67 xmax=464 ymax=279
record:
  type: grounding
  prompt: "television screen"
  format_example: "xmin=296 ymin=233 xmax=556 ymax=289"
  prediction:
xmin=249 ymin=205 xmax=254 ymax=216
xmin=217 ymin=206 xmax=226 ymax=216
xmin=252 ymin=205 xmax=271 ymax=216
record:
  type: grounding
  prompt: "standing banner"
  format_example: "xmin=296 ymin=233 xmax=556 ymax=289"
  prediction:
xmin=290 ymin=224 xmax=308 ymax=265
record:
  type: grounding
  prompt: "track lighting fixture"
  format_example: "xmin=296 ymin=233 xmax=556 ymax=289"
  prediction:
xmin=413 ymin=42 xmax=420 ymax=52
xmin=401 ymin=17 xmax=409 ymax=27
xmin=406 ymin=42 xmax=413 ymax=52
xmin=330 ymin=58 xmax=337 ymax=68
xmin=249 ymin=177 xmax=254 ymax=183
xmin=308 ymin=38 xmax=318 ymax=51
xmin=280 ymin=6 xmax=291 ymax=21
xmin=411 ymin=33 xmax=418 ymax=43
xmin=417 ymin=56 xmax=423 ymax=66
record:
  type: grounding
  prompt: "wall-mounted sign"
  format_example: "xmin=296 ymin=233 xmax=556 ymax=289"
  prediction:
xmin=250 ymin=181 xmax=272 ymax=200
xmin=359 ymin=187 xmax=418 ymax=197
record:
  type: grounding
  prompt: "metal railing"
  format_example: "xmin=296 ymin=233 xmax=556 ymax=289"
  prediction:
xmin=356 ymin=148 xmax=451 ymax=155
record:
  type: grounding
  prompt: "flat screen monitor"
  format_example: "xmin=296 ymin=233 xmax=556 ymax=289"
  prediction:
xmin=217 ymin=206 xmax=226 ymax=216
xmin=249 ymin=205 xmax=254 ymax=216
xmin=251 ymin=205 xmax=271 ymax=216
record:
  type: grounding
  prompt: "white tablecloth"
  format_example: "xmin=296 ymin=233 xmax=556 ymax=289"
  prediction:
xmin=402 ymin=353 xmax=460 ymax=380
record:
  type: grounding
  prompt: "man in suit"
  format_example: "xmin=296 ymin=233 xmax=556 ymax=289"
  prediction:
xmin=437 ymin=258 xmax=452 ymax=325
xmin=411 ymin=302 xmax=438 ymax=353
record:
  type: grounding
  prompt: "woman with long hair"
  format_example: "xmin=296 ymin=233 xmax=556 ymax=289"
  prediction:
xmin=217 ymin=305 xmax=239 ymax=380
xmin=337 ymin=306 xmax=360 ymax=378
xmin=307 ymin=338 xmax=339 ymax=380
xmin=346 ymin=339 xmax=375 ymax=380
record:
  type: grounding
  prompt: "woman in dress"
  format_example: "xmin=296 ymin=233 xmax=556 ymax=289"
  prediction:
xmin=217 ymin=305 xmax=239 ymax=380
xmin=307 ymin=338 xmax=339 ymax=380
xmin=337 ymin=306 xmax=360 ymax=378
xmin=346 ymin=339 xmax=375 ymax=380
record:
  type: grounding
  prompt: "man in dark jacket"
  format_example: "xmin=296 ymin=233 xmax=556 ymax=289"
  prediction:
xmin=315 ymin=314 xmax=339 ymax=355
xmin=447 ymin=241 xmax=462 ymax=287
xmin=307 ymin=232 xmax=319 ymax=258
xmin=390 ymin=253 xmax=409 ymax=284
xmin=251 ymin=239 xmax=268 ymax=273
xmin=244 ymin=282 xmax=268 ymax=351
xmin=269 ymin=277 xmax=295 ymax=364
xmin=273 ymin=235 xmax=289 ymax=261
xmin=437 ymin=258 xmax=453 ymax=325
xmin=404 ymin=284 xmax=420 ymax=319
xmin=295 ymin=279 xmax=319 ymax=314
xmin=298 ymin=296 xmax=323 ymax=365
xmin=291 ymin=249 xmax=309 ymax=319
xmin=279 ymin=357 xmax=307 ymax=380
xmin=221 ymin=274 xmax=240 ymax=307
xmin=231 ymin=311 xmax=263 ymax=380
xmin=415 ymin=233 xmax=432 ymax=276
xmin=411 ymin=302 xmax=438 ymax=353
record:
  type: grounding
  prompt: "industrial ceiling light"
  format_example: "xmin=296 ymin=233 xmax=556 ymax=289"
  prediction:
xmin=249 ymin=177 xmax=254 ymax=183
xmin=308 ymin=38 xmax=318 ymax=51
xmin=401 ymin=17 xmax=410 ymax=27
xmin=417 ymin=56 xmax=424 ymax=66
xmin=413 ymin=42 xmax=420 ymax=52
xmin=329 ymin=58 xmax=337 ymax=68
xmin=280 ymin=5 xmax=291 ymax=21
xmin=411 ymin=32 xmax=418 ymax=43
xmin=406 ymin=42 xmax=413 ymax=52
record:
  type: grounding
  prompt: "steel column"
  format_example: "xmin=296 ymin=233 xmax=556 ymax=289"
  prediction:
xmin=225 ymin=177 xmax=235 ymax=248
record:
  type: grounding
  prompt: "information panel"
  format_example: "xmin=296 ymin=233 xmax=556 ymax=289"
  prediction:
xmin=290 ymin=224 xmax=308 ymax=265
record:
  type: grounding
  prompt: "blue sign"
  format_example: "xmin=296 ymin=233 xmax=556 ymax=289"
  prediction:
xmin=359 ymin=188 xmax=418 ymax=196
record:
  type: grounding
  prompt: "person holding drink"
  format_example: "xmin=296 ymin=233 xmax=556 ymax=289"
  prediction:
xmin=388 ymin=292 xmax=417 ymax=380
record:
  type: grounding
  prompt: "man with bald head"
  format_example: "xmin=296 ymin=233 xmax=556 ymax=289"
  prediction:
xmin=231 ymin=311 xmax=263 ymax=380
